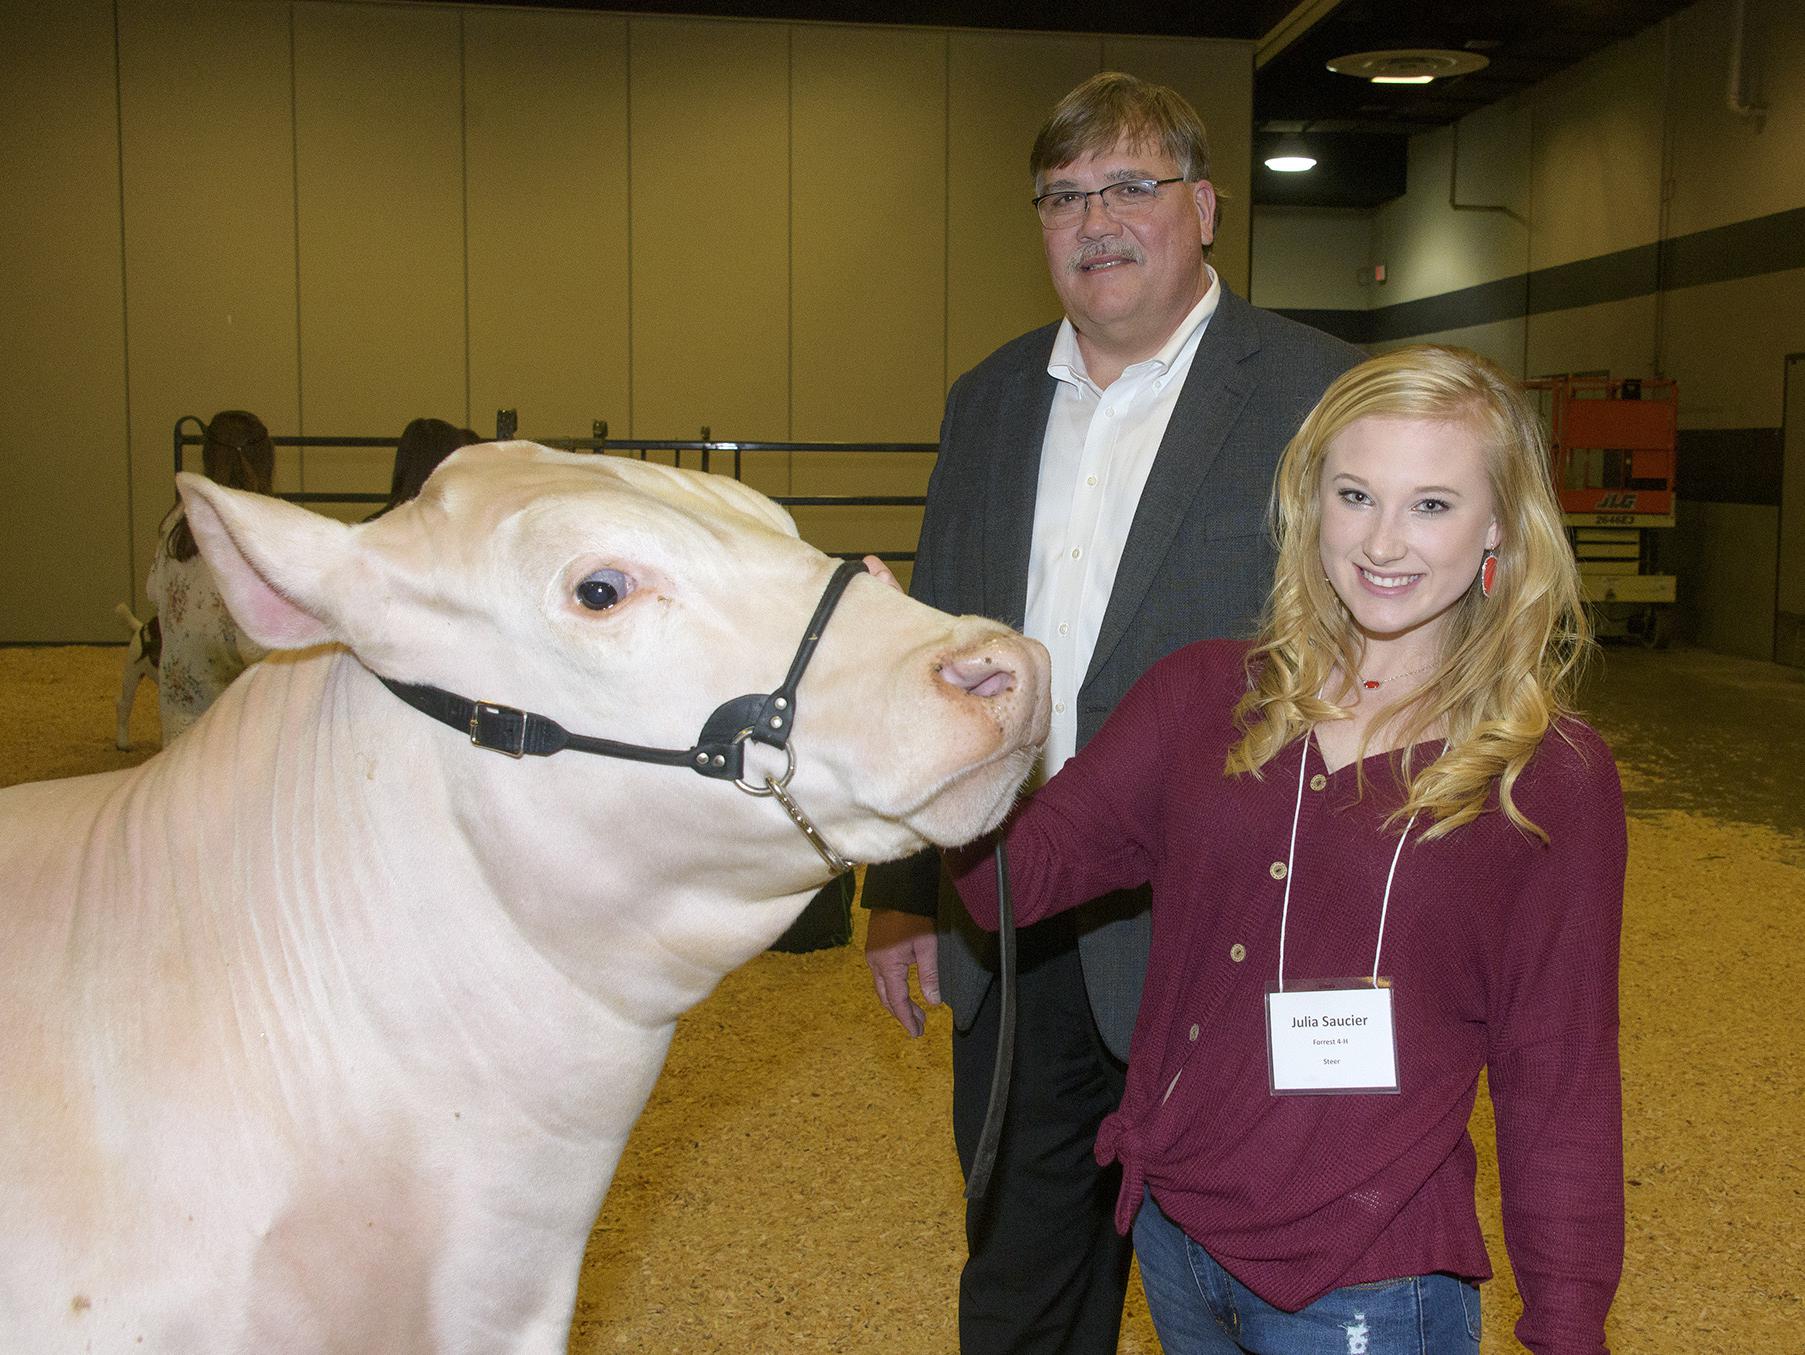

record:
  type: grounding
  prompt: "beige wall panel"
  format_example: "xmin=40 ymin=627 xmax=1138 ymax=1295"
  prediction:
xmin=0 ymin=1 xmax=131 ymax=640
xmin=791 ymin=25 xmax=946 ymax=444
xmin=1370 ymin=317 xmax=1526 ymax=378
xmin=1664 ymin=0 xmax=1805 ymax=237
xmin=1376 ymin=117 xmax=1533 ymax=307
xmin=118 ymin=0 xmax=299 ymax=610
xmin=726 ymin=449 xmax=791 ymax=504
xmin=1249 ymin=206 xmax=1375 ymax=312
xmin=1527 ymin=25 xmax=1665 ymax=269
xmin=1102 ymin=36 xmax=1253 ymax=296
xmin=464 ymin=9 xmax=628 ymax=444
xmin=1455 ymin=98 xmax=1535 ymax=223
xmin=293 ymin=2 xmax=465 ymax=498
xmin=1660 ymin=269 xmax=1805 ymax=428
xmin=787 ymin=501 xmax=928 ymax=560
xmin=629 ymin=18 xmax=789 ymax=442
xmin=945 ymin=30 xmax=1096 ymax=381
xmin=787 ymin=449 xmax=936 ymax=559
xmin=1526 ymin=293 xmax=1661 ymax=382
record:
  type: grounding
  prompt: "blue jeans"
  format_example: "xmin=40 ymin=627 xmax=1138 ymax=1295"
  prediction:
xmin=1131 ymin=1189 xmax=1481 ymax=1355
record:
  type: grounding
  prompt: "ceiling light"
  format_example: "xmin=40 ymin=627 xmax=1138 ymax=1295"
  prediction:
xmin=1326 ymin=49 xmax=1490 ymax=84
xmin=1262 ymin=134 xmax=1316 ymax=173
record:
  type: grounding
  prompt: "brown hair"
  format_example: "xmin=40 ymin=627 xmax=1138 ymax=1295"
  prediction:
xmin=166 ymin=410 xmax=275 ymax=562
xmin=373 ymin=417 xmax=481 ymax=518
xmin=1029 ymin=71 xmax=1212 ymax=189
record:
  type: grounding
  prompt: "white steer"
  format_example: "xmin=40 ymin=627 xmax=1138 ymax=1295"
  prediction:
xmin=0 ymin=442 xmax=1048 ymax=1354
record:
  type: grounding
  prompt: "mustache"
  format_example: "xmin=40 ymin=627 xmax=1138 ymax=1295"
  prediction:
xmin=1067 ymin=240 xmax=1145 ymax=272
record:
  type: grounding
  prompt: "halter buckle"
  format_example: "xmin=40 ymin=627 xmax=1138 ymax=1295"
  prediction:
xmin=469 ymin=701 xmax=529 ymax=757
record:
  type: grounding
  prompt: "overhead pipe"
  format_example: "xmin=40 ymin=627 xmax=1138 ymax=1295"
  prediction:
xmin=1444 ymin=113 xmax=1532 ymax=378
xmin=1726 ymin=0 xmax=1766 ymax=123
xmin=1653 ymin=18 xmax=1678 ymax=377
xmin=1449 ymin=118 xmax=1527 ymax=224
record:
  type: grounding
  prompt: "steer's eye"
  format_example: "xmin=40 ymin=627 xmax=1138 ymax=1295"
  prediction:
xmin=575 ymin=569 xmax=632 ymax=611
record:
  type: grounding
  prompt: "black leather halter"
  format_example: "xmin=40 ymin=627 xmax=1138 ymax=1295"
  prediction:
xmin=376 ymin=557 xmax=868 ymax=873
xmin=380 ymin=552 xmax=1017 ymax=1198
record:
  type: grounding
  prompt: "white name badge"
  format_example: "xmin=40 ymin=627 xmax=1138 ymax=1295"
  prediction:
xmin=1265 ymin=980 xmax=1400 ymax=1095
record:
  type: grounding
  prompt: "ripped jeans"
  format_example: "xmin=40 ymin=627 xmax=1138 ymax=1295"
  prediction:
xmin=1131 ymin=1189 xmax=1481 ymax=1355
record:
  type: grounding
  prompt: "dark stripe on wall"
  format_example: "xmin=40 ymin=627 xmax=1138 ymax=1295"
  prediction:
xmin=1273 ymin=307 xmax=1368 ymax=345
xmin=1664 ymin=210 xmax=1805 ymax=291
xmin=1271 ymin=204 xmax=1805 ymax=347
xmin=1678 ymin=427 xmax=1782 ymax=507
xmin=1529 ymin=243 xmax=1658 ymax=315
xmin=1368 ymin=274 xmax=1533 ymax=344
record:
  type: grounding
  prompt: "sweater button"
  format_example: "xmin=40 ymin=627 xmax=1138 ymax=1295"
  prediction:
xmin=1188 ymin=1023 xmax=1200 ymax=1041
xmin=1269 ymin=861 xmax=1287 ymax=880
xmin=1310 ymin=773 xmax=1327 ymax=791
xmin=1229 ymin=943 xmax=1246 ymax=963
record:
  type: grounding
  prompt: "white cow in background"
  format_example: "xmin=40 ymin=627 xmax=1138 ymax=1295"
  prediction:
xmin=0 ymin=443 xmax=1049 ymax=1354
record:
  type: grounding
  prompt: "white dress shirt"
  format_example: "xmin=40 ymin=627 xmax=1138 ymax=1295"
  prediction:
xmin=1023 ymin=273 xmax=1221 ymax=776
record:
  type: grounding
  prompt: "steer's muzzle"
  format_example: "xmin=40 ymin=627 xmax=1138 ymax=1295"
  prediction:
xmin=933 ymin=631 xmax=1052 ymax=751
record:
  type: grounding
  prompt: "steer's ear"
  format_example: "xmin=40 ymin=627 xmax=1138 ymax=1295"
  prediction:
xmin=177 ymin=472 xmax=363 ymax=650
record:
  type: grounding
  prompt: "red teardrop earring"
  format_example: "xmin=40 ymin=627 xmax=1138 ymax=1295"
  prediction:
xmin=1480 ymin=547 xmax=1499 ymax=599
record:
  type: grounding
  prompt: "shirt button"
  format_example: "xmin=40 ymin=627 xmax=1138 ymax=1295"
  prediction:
xmin=1070 ymin=546 xmax=1082 ymax=560
xmin=1310 ymin=773 xmax=1327 ymax=791
xmin=1229 ymin=943 xmax=1246 ymax=963
xmin=1057 ymin=622 xmax=1069 ymax=635
xmin=1188 ymin=1023 xmax=1200 ymax=1041
xmin=1086 ymin=474 xmax=1098 ymax=487
xmin=1054 ymin=701 xmax=1066 ymax=713
xmin=1269 ymin=862 xmax=1287 ymax=880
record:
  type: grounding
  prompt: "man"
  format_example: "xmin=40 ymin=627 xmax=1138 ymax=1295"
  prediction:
xmin=860 ymin=72 xmax=1362 ymax=1355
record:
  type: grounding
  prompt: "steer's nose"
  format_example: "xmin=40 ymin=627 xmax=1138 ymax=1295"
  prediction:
xmin=939 ymin=654 xmax=1017 ymax=698
xmin=934 ymin=632 xmax=1052 ymax=745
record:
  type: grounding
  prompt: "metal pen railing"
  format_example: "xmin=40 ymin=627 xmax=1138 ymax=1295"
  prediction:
xmin=173 ymin=414 xmax=936 ymax=561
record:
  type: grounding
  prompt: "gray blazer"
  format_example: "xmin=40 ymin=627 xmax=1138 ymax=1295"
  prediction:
xmin=862 ymin=285 xmax=1361 ymax=1061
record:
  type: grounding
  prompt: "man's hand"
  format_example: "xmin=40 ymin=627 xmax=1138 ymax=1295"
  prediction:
xmin=861 ymin=555 xmax=903 ymax=592
xmin=864 ymin=908 xmax=941 ymax=1037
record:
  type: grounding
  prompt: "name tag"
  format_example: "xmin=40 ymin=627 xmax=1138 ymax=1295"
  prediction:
xmin=1265 ymin=980 xmax=1399 ymax=1095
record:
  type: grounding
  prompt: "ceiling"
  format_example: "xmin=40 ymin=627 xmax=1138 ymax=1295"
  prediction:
xmin=1251 ymin=0 xmax=1694 ymax=206
xmin=451 ymin=0 xmax=1694 ymax=208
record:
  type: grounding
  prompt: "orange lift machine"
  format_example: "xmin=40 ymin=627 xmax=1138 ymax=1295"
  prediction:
xmin=1527 ymin=375 xmax=1678 ymax=646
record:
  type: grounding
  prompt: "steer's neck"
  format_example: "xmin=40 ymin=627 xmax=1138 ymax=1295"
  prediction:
xmin=171 ymin=649 xmax=816 ymax=1128
xmin=151 ymin=656 xmax=652 ymax=1130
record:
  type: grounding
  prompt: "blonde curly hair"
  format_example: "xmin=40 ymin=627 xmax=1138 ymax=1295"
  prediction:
xmin=1225 ymin=345 xmax=1592 ymax=841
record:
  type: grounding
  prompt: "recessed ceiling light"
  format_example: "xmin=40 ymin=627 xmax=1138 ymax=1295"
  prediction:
xmin=1326 ymin=49 xmax=1490 ymax=84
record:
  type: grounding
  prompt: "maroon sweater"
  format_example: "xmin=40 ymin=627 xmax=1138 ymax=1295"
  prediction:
xmin=953 ymin=640 xmax=1625 ymax=1355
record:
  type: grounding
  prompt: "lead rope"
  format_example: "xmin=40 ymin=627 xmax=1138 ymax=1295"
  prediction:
xmin=1278 ymin=728 xmax=1417 ymax=992
xmin=964 ymin=841 xmax=1014 ymax=1201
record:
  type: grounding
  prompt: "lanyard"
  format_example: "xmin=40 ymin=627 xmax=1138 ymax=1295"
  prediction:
xmin=1274 ymin=729 xmax=1418 ymax=992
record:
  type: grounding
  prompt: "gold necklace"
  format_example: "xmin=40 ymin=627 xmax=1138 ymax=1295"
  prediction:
xmin=1358 ymin=661 xmax=1435 ymax=691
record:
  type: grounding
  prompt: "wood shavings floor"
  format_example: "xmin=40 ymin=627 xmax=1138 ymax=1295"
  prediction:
xmin=3 ymin=643 xmax=1799 ymax=1353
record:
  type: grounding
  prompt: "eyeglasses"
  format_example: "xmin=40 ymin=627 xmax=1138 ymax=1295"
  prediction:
xmin=1031 ymin=177 xmax=1185 ymax=228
